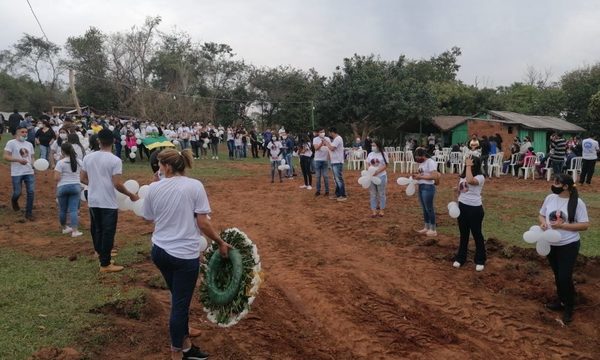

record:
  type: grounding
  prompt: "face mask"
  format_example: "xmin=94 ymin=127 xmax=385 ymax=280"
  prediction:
xmin=59 ymin=133 xmax=67 ymax=140
xmin=356 ymin=138 xmax=360 ymax=142
xmin=319 ymin=133 xmax=325 ymax=138
xmin=282 ymin=135 xmax=287 ymax=139
xmin=108 ymin=125 xmax=115 ymax=131
xmin=18 ymin=135 xmax=26 ymax=142
xmin=372 ymin=146 xmax=379 ymax=153
xmin=551 ymin=185 xmax=565 ymax=194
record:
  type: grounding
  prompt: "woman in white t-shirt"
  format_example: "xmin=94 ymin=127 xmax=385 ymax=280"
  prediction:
xmin=539 ymin=174 xmax=589 ymax=324
xmin=143 ymin=148 xmax=231 ymax=359
xmin=414 ymin=148 xmax=440 ymax=237
xmin=366 ymin=140 xmax=388 ymax=217
xmin=453 ymin=156 xmax=486 ymax=271
xmin=268 ymin=137 xmax=283 ymax=183
xmin=54 ymin=143 xmax=83 ymax=237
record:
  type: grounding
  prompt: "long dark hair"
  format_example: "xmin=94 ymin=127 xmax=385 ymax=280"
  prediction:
xmin=414 ymin=147 xmax=430 ymax=159
xmin=555 ymin=174 xmax=579 ymax=223
xmin=61 ymin=142 xmax=78 ymax=173
xmin=460 ymin=156 xmax=482 ymax=178
xmin=373 ymin=140 xmax=387 ymax=164
xmin=67 ymin=133 xmax=84 ymax=156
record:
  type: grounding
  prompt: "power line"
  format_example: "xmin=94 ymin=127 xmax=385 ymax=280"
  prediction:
xmin=25 ymin=0 xmax=50 ymax=43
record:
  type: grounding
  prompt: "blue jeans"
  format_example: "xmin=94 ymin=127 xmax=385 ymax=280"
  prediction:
xmin=271 ymin=160 xmax=282 ymax=181
xmin=151 ymin=245 xmax=199 ymax=350
xmin=284 ymin=153 xmax=293 ymax=177
xmin=551 ymin=158 xmax=563 ymax=178
xmin=331 ymin=163 xmax=346 ymax=197
xmin=418 ymin=184 xmax=436 ymax=229
xmin=180 ymin=139 xmax=190 ymax=150
xmin=369 ymin=174 xmax=387 ymax=210
xmin=115 ymin=141 xmax=122 ymax=159
xmin=39 ymin=145 xmax=50 ymax=161
xmin=57 ymin=184 xmax=80 ymax=228
xmin=314 ymin=160 xmax=330 ymax=194
xmin=11 ymin=174 xmax=35 ymax=217
xmin=227 ymin=140 xmax=235 ymax=159
xmin=89 ymin=208 xmax=118 ymax=267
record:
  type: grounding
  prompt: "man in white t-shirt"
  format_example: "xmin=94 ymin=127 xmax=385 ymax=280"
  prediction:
xmin=312 ymin=129 xmax=330 ymax=196
xmin=3 ymin=125 xmax=36 ymax=220
xmin=579 ymin=134 xmax=599 ymax=185
xmin=81 ymin=129 xmax=139 ymax=273
xmin=323 ymin=127 xmax=347 ymax=201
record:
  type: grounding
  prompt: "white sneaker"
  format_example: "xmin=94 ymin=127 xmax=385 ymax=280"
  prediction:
xmin=416 ymin=228 xmax=428 ymax=234
xmin=453 ymin=261 xmax=461 ymax=268
xmin=425 ymin=230 xmax=438 ymax=237
xmin=475 ymin=264 xmax=485 ymax=272
xmin=215 ymin=156 xmax=219 ymax=160
xmin=71 ymin=231 xmax=83 ymax=238
xmin=299 ymin=185 xmax=307 ymax=189
xmin=62 ymin=226 xmax=73 ymax=234
xmin=306 ymin=185 xmax=312 ymax=190
xmin=211 ymin=156 xmax=215 ymax=159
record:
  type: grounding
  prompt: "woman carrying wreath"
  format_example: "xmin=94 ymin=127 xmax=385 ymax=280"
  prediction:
xmin=540 ymin=174 xmax=589 ymax=324
xmin=143 ymin=148 xmax=231 ymax=359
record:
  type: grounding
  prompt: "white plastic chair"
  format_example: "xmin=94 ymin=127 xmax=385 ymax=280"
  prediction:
xmin=519 ymin=155 xmax=536 ymax=180
xmin=347 ymin=150 xmax=366 ymax=170
xmin=404 ymin=151 xmax=416 ymax=173
xmin=508 ymin=153 xmax=520 ymax=176
xmin=535 ymin=152 xmax=545 ymax=164
xmin=434 ymin=151 xmax=447 ymax=174
xmin=391 ymin=151 xmax=405 ymax=173
xmin=566 ymin=157 xmax=583 ymax=183
xmin=489 ymin=152 xmax=503 ymax=177
xmin=449 ymin=152 xmax=463 ymax=174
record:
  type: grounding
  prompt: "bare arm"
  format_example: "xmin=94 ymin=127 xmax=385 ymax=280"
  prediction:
xmin=113 ymin=174 xmax=139 ymax=201
xmin=80 ymin=170 xmax=89 ymax=185
xmin=3 ymin=150 xmax=27 ymax=165
xmin=196 ymin=214 xmax=232 ymax=257
xmin=552 ymin=221 xmax=589 ymax=232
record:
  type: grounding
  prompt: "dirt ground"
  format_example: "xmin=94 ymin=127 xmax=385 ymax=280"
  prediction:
xmin=1 ymin=161 xmax=599 ymax=360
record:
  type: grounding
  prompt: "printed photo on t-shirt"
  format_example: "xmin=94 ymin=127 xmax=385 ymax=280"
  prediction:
xmin=19 ymin=148 xmax=29 ymax=159
xmin=549 ymin=210 xmax=565 ymax=223
xmin=459 ymin=181 xmax=469 ymax=193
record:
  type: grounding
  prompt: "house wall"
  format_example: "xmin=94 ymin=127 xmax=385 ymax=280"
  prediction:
xmin=467 ymin=119 xmax=516 ymax=156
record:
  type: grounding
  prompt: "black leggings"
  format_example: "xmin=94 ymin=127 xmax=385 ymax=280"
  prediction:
xmin=300 ymin=156 xmax=312 ymax=186
xmin=547 ymin=241 xmax=580 ymax=308
xmin=455 ymin=202 xmax=486 ymax=265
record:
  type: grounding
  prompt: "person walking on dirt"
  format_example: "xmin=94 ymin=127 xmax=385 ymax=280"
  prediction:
xmin=452 ymin=156 xmax=486 ymax=271
xmin=540 ymin=174 xmax=589 ymax=324
xmin=142 ymin=148 xmax=231 ymax=360
xmin=323 ymin=127 xmax=347 ymax=201
xmin=54 ymin=143 xmax=83 ymax=237
xmin=3 ymin=125 xmax=36 ymax=221
xmin=414 ymin=147 xmax=440 ymax=237
xmin=81 ymin=129 xmax=138 ymax=273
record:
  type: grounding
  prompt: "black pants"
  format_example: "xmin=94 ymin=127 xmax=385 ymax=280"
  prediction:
xmin=190 ymin=140 xmax=199 ymax=158
xmin=300 ymin=156 xmax=312 ymax=186
xmin=547 ymin=241 xmax=580 ymax=308
xmin=89 ymin=208 xmax=118 ymax=266
xmin=579 ymin=159 xmax=596 ymax=184
xmin=251 ymin=142 xmax=259 ymax=158
xmin=455 ymin=202 xmax=486 ymax=265
xmin=480 ymin=154 xmax=489 ymax=177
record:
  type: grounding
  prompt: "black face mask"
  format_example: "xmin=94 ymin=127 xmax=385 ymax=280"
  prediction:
xmin=551 ymin=185 xmax=565 ymax=194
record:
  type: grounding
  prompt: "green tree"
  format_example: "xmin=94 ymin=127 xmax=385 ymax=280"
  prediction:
xmin=561 ymin=64 xmax=600 ymax=126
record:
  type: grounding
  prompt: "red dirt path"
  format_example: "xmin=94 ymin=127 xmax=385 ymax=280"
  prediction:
xmin=1 ymin=161 xmax=599 ymax=360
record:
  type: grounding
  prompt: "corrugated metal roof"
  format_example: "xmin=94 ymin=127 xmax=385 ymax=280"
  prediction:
xmin=488 ymin=110 xmax=585 ymax=132
xmin=431 ymin=115 xmax=467 ymax=131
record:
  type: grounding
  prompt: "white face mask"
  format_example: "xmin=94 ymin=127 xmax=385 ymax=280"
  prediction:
xmin=372 ymin=146 xmax=379 ymax=152
xmin=59 ymin=133 xmax=68 ymax=140
xmin=319 ymin=132 xmax=325 ymax=138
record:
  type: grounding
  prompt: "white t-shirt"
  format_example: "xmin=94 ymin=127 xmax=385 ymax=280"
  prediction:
xmin=328 ymin=135 xmax=344 ymax=164
xmin=539 ymin=194 xmax=588 ymax=246
xmin=458 ymin=175 xmax=485 ymax=206
xmin=268 ymin=141 xmax=282 ymax=161
xmin=143 ymin=176 xmax=210 ymax=259
xmin=366 ymin=151 xmax=387 ymax=177
xmin=55 ymin=158 xmax=83 ymax=187
xmin=582 ymin=138 xmax=599 ymax=160
xmin=417 ymin=158 xmax=437 ymax=185
xmin=178 ymin=126 xmax=190 ymax=140
xmin=300 ymin=143 xmax=313 ymax=158
xmin=4 ymin=139 xmax=34 ymax=176
xmin=313 ymin=136 xmax=330 ymax=161
xmin=82 ymin=151 xmax=123 ymax=209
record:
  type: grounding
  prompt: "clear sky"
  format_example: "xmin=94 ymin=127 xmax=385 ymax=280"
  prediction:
xmin=2 ymin=0 xmax=600 ymax=87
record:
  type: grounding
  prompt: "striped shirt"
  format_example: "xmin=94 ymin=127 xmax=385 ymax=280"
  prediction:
xmin=551 ymin=137 xmax=566 ymax=161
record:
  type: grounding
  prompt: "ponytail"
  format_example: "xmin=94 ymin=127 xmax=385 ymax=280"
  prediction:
xmin=157 ymin=148 xmax=193 ymax=174
xmin=60 ymin=142 xmax=78 ymax=173
xmin=567 ymin=184 xmax=578 ymax=223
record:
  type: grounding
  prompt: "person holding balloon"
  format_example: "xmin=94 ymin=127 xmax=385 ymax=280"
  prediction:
xmin=81 ymin=129 xmax=139 ymax=273
xmin=413 ymin=147 xmax=440 ymax=237
xmin=539 ymin=174 xmax=589 ymax=324
xmin=366 ymin=140 xmax=387 ymax=218
xmin=452 ymin=156 xmax=487 ymax=271
xmin=142 ymin=148 xmax=231 ymax=360
xmin=54 ymin=143 xmax=83 ymax=237
xmin=3 ymin=125 xmax=36 ymax=221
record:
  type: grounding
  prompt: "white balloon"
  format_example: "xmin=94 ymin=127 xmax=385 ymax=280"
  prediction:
xmin=129 ymin=152 xmax=137 ymax=159
xmin=523 ymin=231 xmax=540 ymax=244
xmin=118 ymin=196 xmax=132 ymax=211
xmin=529 ymin=225 xmax=543 ymax=233
xmin=358 ymin=176 xmax=371 ymax=186
xmin=396 ymin=177 xmax=410 ymax=186
xmin=202 ymin=143 xmax=208 ymax=149
xmin=277 ymin=165 xmax=285 ymax=171
xmin=367 ymin=166 xmax=377 ymax=175
xmin=33 ymin=158 xmax=49 ymax=171
xmin=283 ymin=165 xmax=290 ymax=170
xmin=120 ymin=140 xmax=126 ymax=146
xmin=80 ymin=186 xmax=87 ymax=202
xmin=124 ymin=179 xmax=140 ymax=194
xmin=371 ymin=176 xmax=382 ymax=185
xmin=137 ymin=185 xmax=150 ymax=199
xmin=361 ymin=180 xmax=371 ymax=189
xmin=406 ymin=183 xmax=416 ymax=196
xmin=131 ymin=146 xmax=138 ymax=152
xmin=280 ymin=159 xmax=286 ymax=165
xmin=536 ymin=240 xmax=551 ymax=256
xmin=361 ymin=170 xmax=368 ymax=177
xmin=132 ymin=199 xmax=145 ymax=217
xmin=121 ymin=135 xmax=126 ymax=140
xmin=449 ymin=206 xmax=460 ymax=218
xmin=173 ymin=140 xmax=180 ymax=146
xmin=543 ymin=229 xmax=561 ymax=244
xmin=136 ymin=139 xmax=142 ymax=145
xmin=447 ymin=201 xmax=459 ymax=210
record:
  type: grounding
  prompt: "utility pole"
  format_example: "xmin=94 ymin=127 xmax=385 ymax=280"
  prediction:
xmin=69 ymin=69 xmax=82 ymax=115
xmin=310 ymin=101 xmax=315 ymax=130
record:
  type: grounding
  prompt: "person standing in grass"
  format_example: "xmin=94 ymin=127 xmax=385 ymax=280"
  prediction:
xmin=143 ymin=148 xmax=231 ymax=360
xmin=414 ymin=147 xmax=439 ymax=237
xmin=366 ymin=140 xmax=387 ymax=217
xmin=540 ymin=174 xmax=589 ymax=324
xmin=81 ymin=129 xmax=138 ymax=273
xmin=453 ymin=156 xmax=486 ymax=271
xmin=54 ymin=143 xmax=83 ymax=237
